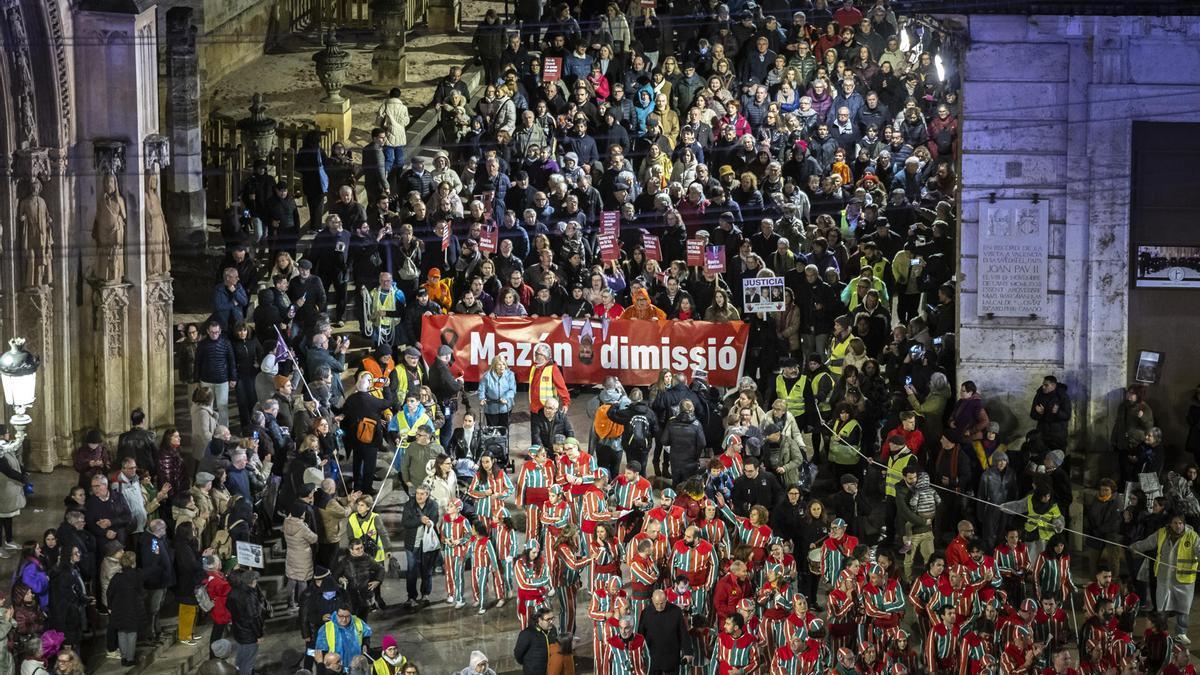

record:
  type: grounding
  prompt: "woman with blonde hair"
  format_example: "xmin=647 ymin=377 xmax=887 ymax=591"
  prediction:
xmin=480 ymin=355 xmax=517 ymax=428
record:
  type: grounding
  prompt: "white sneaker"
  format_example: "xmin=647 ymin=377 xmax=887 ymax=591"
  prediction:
xmin=496 ymin=599 xmax=506 ymax=608
xmin=446 ymin=598 xmax=457 ymax=606
xmin=3 ymin=542 xmax=18 ymax=550
xmin=454 ymin=601 xmax=466 ymax=609
xmin=1178 ymin=635 xmax=1192 ymax=646
xmin=106 ymin=651 xmax=121 ymax=660
xmin=478 ymin=607 xmax=486 ymax=615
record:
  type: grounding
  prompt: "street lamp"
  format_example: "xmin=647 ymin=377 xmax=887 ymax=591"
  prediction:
xmin=0 ymin=337 xmax=41 ymax=438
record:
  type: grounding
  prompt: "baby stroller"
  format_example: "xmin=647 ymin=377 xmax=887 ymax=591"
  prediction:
xmin=454 ymin=456 xmax=480 ymax=520
xmin=480 ymin=426 xmax=511 ymax=471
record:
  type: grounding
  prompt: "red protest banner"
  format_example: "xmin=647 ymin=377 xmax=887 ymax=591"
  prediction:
xmin=705 ymin=245 xmax=726 ymax=272
xmin=479 ymin=223 xmax=498 ymax=253
xmin=543 ymin=57 xmax=562 ymax=81
xmin=599 ymin=233 xmax=619 ymax=261
xmin=421 ymin=315 xmax=749 ymax=387
xmin=600 ymin=211 xmax=620 ymax=239
xmin=643 ymin=234 xmax=662 ymax=260
xmin=686 ymin=238 xmax=704 ymax=266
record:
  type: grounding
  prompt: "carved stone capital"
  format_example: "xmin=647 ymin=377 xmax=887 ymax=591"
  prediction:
xmin=146 ymin=279 xmax=175 ymax=351
xmin=144 ymin=134 xmax=171 ymax=173
xmin=92 ymin=281 xmax=132 ymax=360
xmin=94 ymin=140 xmax=127 ymax=175
xmin=12 ymin=147 xmax=51 ymax=182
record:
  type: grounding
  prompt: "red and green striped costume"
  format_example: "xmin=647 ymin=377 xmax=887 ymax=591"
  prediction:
xmin=644 ymin=505 xmax=688 ymax=544
xmin=469 ymin=534 xmax=504 ymax=611
xmin=782 ymin=610 xmax=823 ymax=644
xmin=825 ymin=587 xmax=857 ymax=650
xmin=1082 ymin=581 xmax=1119 ymax=617
xmin=1033 ymin=552 xmax=1074 ymax=603
xmin=697 ymin=517 xmax=731 ymax=559
xmin=611 ymin=474 xmax=653 ymax=541
xmin=908 ymin=571 xmax=941 ymax=638
xmin=861 ymin=577 xmax=907 ymax=650
xmin=957 ymin=629 xmax=995 ymax=675
xmin=819 ymin=533 xmax=858 ymax=586
xmin=589 ymin=537 xmax=621 ymax=590
xmin=629 ymin=553 xmax=659 ymax=624
xmin=719 ymin=504 xmax=773 ymax=570
xmin=670 ymin=538 xmax=718 ymax=617
xmin=712 ymin=630 xmax=760 ymax=675
xmin=515 ymin=459 xmax=554 ymax=540
xmin=924 ymin=622 xmax=962 ymax=675
xmin=588 ymin=590 xmax=629 ymax=675
xmin=605 ymin=632 xmax=648 ymax=675
xmin=467 ymin=471 xmax=514 ymax=522
xmin=514 ymin=556 xmax=551 ymax=628
xmin=758 ymin=580 xmax=796 ymax=654
xmin=491 ymin=518 xmax=518 ymax=593
xmin=957 ymin=554 xmax=1002 ymax=589
xmin=772 ymin=639 xmax=822 ymax=675
xmin=553 ymin=542 xmax=590 ymax=635
xmin=441 ymin=514 xmax=472 ymax=603
xmin=717 ymin=450 xmax=745 ymax=480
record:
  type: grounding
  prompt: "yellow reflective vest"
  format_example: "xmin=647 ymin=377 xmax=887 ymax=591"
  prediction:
xmin=349 ymin=512 xmax=386 ymax=562
xmin=800 ymin=371 xmax=835 ymax=415
xmin=776 ymin=375 xmax=806 ymax=417
xmin=1155 ymin=527 xmax=1200 ymax=584
xmin=884 ymin=450 xmax=914 ymax=498
xmin=828 ymin=335 xmax=852 ymax=376
xmin=1023 ymin=495 xmax=1063 ymax=541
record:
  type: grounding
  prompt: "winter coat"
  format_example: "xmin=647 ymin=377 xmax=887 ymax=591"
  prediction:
xmin=1030 ymin=384 xmax=1072 ymax=450
xmin=106 ymin=568 xmax=145 ymax=632
xmin=0 ymin=444 xmax=27 ymax=518
xmin=205 ymin=570 xmax=233 ymax=625
xmin=47 ymin=564 xmax=87 ymax=644
xmin=376 ymin=97 xmax=411 ymax=147
xmin=156 ymin=446 xmax=188 ymax=497
xmin=762 ymin=412 xmax=805 ymax=486
xmin=194 ymin=336 xmax=237 ymax=384
xmin=283 ymin=515 xmax=319 ymax=581
xmin=399 ymin=496 xmax=441 ymax=549
xmin=514 ymin=625 xmax=553 ymax=675
xmin=227 ymin=579 xmax=265 ymax=644
xmin=1084 ymin=495 xmax=1124 ymax=552
xmin=191 ymin=402 xmax=220 ymax=460
xmin=479 ymin=368 xmax=517 ymax=415
xmin=139 ymin=533 xmax=176 ymax=591
xmin=174 ymin=537 xmax=204 ymax=605
xmin=16 ymin=558 xmax=49 ymax=609
xmin=907 ymin=386 xmax=949 ymax=454
xmin=72 ymin=443 xmax=110 ymax=489
xmin=659 ymin=412 xmax=707 ymax=477
xmin=948 ymin=393 xmax=989 ymax=444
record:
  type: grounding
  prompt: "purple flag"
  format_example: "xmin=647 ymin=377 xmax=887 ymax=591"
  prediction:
xmin=273 ymin=327 xmax=292 ymax=363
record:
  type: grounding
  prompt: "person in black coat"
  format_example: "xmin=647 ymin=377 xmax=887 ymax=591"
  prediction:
xmin=826 ymin=474 xmax=868 ymax=540
xmin=227 ymin=570 xmax=266 ymax=668
xmin=729 ymin=457 xmax=782 ymax=517
xmin=106 ymin=552 xmax=145 ymax=666
xmin=47 ymin=546 xmax=88 ymax=649
xmin=139 ymin=519 xmax=175 ymax=639
xmin=659 ymin=406 xmax=707 ymax=486
xmin=1030 ymin=376 xmax=1072 ymax=451
xmin=638 ymin=590 xmax=692 ymax=673
xmin=399 ymin=487 xmax=441 ymax=606
xmin=300 ymin=568 xmax=347 ymax=668
xmin=769 ymin=486 xmax=808 ymax=552
xmin=428 ymin=346 xmax=465 ymax=448
xmin=117 ymin=409 xmax=158 ymax=476
xmin=56 ymin=511 xmax=97 ymax=585
xmin=514 ymin=606 xmax=555 ymax=675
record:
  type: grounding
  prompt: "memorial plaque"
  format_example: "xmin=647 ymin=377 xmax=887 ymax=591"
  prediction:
xmin=977 ymin=199 xmax=1050 ymax=317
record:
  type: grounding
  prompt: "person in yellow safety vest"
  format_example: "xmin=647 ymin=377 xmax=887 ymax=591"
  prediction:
xmin=348 ymin=494 xmax=389 ymax=563
xmin=775 ymin=357 xmax=806 ymax=417
xmin=360 ymin=344 xmax=398 ymax=405
xmin=372 ymin=634 xmax=408 ymax=674
xmin=883 ymin=434 xmax=915 ymax=499
xmin=797 ymin=354 xmax=835 ymax=463
xmin=1132 ymin=514 xmax=1200 ymax=642
xmin=314 ymin=605 xmax=373 ymax=667
xmin=368 ymin=272 xmax=407 ymax=348
xmin=998 ymin=486 xmax=1064 ymax=562
xmin=392 ymin=393 xmax=433 ymax=450
xmin=826 ymin=316 xmax=853 ymax=376
xmin=396 ymin=347 xmax=428 ymax=402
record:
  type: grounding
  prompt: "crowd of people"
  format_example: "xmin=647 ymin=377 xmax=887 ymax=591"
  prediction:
xmin=5 ymin=0 xmax=1200 ymax=674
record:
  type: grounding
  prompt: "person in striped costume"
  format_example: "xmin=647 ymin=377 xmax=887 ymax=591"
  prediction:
xmin=782 ymin=594 xmax=823 ymax=645
xmin=681 ymin=615 xmax=716 ymax=675
xmin=514 ymin=540 xmax=553 ymax=629
xmin=833 ymin=646 xmax=860 ymax=675
xmin=612 ymin=462 xmax=654 ymax=543
xmin=590 ymin=523 xmax=622 ymax=590
xmin=763 ymin=540 xmax=797 ymax=586
xmin=589 ymin=577 xmax=629 ymax=675
xmin=670 ymin=526 xmax=719 ymax=619
xmin=994 ymin=527 xmax=1031 ymax=605
xmin=628 ymin=520 xmax=670 ymax=570
xmin=629 ymin=538 xmax=660 ymax=625
xmin=819 ymin=518 xmax=857 ymax=587
xmin=758 ymin=566 xmax=795 ymax=655
xmin=861 ymin=563 xmax=907 ymax=651
xmin=885 ymin=630 xmax=920 ymax=675
xmin=1031 ymin=595 xmax=1071 ymax=660
xmin=697 ymin=499 xmax=732 ymax=561
xmin=736 ymin=597 xmax=768 ymax=661
xmin=712 ymin=613 xmax=760 ymax=675
xmin=715 ymin=495 xmax=773 ymax=572
xmin=581 ymin=468 xmax=619 ymax=560
xmin=1079 ymin=598 xmax=1121 ymax=664
xmin=772 ymin=633 xmax=820 ymax=675
xmin=542 ymin=485 xmax=573 ymax=548
xmin=1000 ymin=624 xmax=1043 ymax=675
xmin=956 ymin=603 xmax=1000 ymax=675
xmin=928 ymin=569 xmax=977 ymax=630
xmin=440 ymin=498 xmax=472 ymax=608
xmin=553 ymin=525 xmax=591 ymax=636
xmin=515 ymin=444 xmax=555 ymax=542
xmin=644 ymin=489 xmax=688 ymax=546
xmin=907 ymin=554 xmax=946 ymax=639
xmin=716 ymin=436 xmax=746 ymax=481
xmin=606 ymin=615 xmax=649 ymax=675
xmin=925 ymin=605 xmax=963 ymax=675
xmin=998 ymin=598 xmax=1037 ymax=645
xmin=825 ymin=569 xmax=859 ymax=652
xmin=666 ymin=576 xmax=695 ymax=616
xmin=960 ymin=541 xmax=1002 ymax=590
xmin=467 ymin=453 xmax=514 ymax=522
xmin=1082 ymin=564 xmax=1118 ymax=618
xmin=492 ymin=511 xmax=519 ymax=599
xmin=861 ymin=642 xmax=887 ymax=675
xmin=559 ymin=439 xmax=598 ymax=520
xmin=468 ymin=519 xmax=505 ymax=615
xmin=1033 ymin=535 xmax=1075 ymax=604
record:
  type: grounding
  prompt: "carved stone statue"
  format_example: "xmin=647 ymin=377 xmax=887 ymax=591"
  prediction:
xmin=92 ymin=173 xmax=127 ymax=283
xmin=17 ymin=175 xmax=53 ymax=287
xmin=144 ymin=173 xmax=172 ymax=277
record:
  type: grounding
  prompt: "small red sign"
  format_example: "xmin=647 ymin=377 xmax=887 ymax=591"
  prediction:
xmin=543 ymin=57 xmax=563 ymax=82
xmin=704 ymin=245 xmax=726 ymax=273
xmin=643 ymin=235 xmax=662 ymax=261
xmin=479 ymin=223 xmax=498 ymax=253
xmin=686 ymin=239 xmax=704 ymax=266
xmin=599 ymin=234 xmax=619 ymax=262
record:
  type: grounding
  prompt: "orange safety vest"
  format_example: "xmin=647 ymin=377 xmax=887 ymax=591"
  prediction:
xmin=361 ymin=357 xmax=395 ymax=399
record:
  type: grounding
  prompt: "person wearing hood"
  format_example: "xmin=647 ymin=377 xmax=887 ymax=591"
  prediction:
xmin=977 ymin=451 xmax=1018 ymax=551
xmin=946 ymin=380 xmax=989 ymax=447
xmin=299 ymin=567 xmax=347 ymax=668
xmin=458 ymin=650 xmax=497 ymax=675
xmin=1027 ymin=376 xmax=1072 ymax=453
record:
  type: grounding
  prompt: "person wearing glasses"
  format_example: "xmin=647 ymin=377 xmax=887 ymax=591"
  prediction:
xmin=514 ymin=606 xmax=556 ymax=675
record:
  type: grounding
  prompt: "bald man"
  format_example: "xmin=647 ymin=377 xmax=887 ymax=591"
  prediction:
xmin=638 ymin=589 xmax=692 ymax=674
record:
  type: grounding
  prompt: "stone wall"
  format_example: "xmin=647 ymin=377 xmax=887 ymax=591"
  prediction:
xmin=958 ymin=15 xmax=1200 ymax=473
xmin=154 ymin=0 xmax=276 ymax=102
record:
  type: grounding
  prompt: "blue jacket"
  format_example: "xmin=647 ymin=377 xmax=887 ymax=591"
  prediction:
xmin=479 ymin=369 xmax=517 ymax=415
xmin=212 ymin=283 xmax=249 ymax=330
xmin=194 ymin=336 xmax=237 ymax=384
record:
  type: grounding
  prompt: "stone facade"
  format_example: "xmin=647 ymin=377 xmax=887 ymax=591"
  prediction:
xmin=0 ymin=0 xmax=176 ymax=470
xmin=959 ymin=15 xmax=1200 ymax=474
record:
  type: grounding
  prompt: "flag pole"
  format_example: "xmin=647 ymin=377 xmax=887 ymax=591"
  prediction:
xmin=275 ymin=326 xmax=351 ymax=496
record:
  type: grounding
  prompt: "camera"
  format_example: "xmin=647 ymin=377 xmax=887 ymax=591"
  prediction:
xmin=933 ymin=337 xmax=943 ymax=347
xmin=905 ymin=376 xmax=913 ymax=387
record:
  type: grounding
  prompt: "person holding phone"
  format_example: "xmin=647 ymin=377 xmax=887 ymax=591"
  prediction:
xmin=307 ymin=214 xmax=353 ymax=327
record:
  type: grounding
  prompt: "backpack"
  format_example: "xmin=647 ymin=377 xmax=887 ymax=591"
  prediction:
xmin=593 ymin=404 xmax=625 ymax=441
xmin=628 ymin=414 xmax=652 ymax=449
xmin=212 ymin=517 xmax=245 ymax=559
xmin=356 ymin=417 xmax=379 ymax=444
xmin=397 ymin=250 xmax=419 ymax=281
xmin=195 ymin=577 xmax=215 ymax=612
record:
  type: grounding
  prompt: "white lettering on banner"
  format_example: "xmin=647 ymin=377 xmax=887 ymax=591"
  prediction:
xmin=470 ymin=331 xmax=575 ymax=368
xmin=598 ymin=335 xmax=739 ymax=372
xmin=977 ymin=199 xmax=1050 ymax=317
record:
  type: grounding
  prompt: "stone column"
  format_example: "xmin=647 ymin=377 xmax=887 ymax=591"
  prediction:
xmin=162 ymin=6 xmax=207 ymax=248
xmin=372 ymin=0 xmax=408 ymax=85
xmin=89 ymin=143 xmax=134 ymax=437
xmin=11 ymin=148 xmax=59 ymax=471
xmin=143 ymin=134 xmax=176 ymax=430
